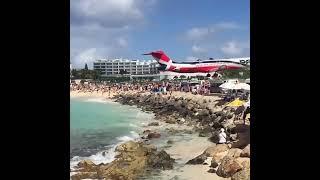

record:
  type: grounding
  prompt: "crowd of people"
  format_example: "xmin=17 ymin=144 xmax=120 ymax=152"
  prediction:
xmin=70 ymin=80 xmax=215 ymax=96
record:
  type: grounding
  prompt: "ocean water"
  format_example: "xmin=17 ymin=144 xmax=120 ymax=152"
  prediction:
xmin=70 ymin=97 xmax=154 ymax=169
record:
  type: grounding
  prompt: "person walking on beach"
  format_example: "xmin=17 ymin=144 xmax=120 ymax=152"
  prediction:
xmin=218 ymin=128 xmax=227 ymax=144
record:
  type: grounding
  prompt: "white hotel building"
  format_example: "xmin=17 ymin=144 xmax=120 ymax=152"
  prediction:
xmin=93 ymin=58 xmax=159 ymax=76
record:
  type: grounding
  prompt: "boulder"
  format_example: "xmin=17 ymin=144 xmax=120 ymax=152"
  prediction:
xmin=216 ymin=156 xmax=242 ymax=178
xmin=210 ymin=158 xmax=219 ymax=168
xmin=226 ymin=148 xmax=243 ymax=159
xmin=234 ymin=157 xmax=250 ymax=169
xmin=207 ymin=168 xmax=216 ymax=173
xmin=230 ymin=134 xmax=238 ymax=141
xmin=76 ymin=160 xmax=97 ymax=172
xmin=147 ymin=150 xmax=175 ymax=170
xmin=198 ymin=126 xmax=214 ymax=137
xmin=231 ymin=132 xmax=250 ymax=149
xmin=148 ymin=122 xmax=159 ymax=126
xmin=240 ymin=144 xmax=250 ymax=158
xmin=204 ymin=144 xmax=230 ymax=157
xmin=186 ymin=153 xmax=207 ymax=165
xmin=71 ymin=172 xmax=99 ymax=180
xmin=165 ymin=117 xmax=177 ymax=124
xmin=231 ymin=167 xmax=250 ymax=180
xmin=143 ymin=130 xmax=151 ymax=134
xmin=147 ymin=132 xmax=161 ymax=139
xmin=115 ymin=140 xmax=140 ymax=152
xmin=167 ymin=140 xmax=174 ymax=144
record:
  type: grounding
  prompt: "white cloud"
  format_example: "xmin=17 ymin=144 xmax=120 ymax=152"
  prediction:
xmin=186 ymin=56 xmax=198 ymax=61
xmin=71 ymin=0 xmax=147 ymax=28
xmin=184 ymin=22 xmax=240 ymax=42
xmin=185 ymin=27 xmax=213 ymax=41
xmin=191 ymin=45 xmax=207 ymax=53
xmin=221 ymin=41 xmax=243 ymax=56
xmin=72 ymin=48 xmax=101 ymax=69
xmin=70 ymin=0 xmax=157 ymax=68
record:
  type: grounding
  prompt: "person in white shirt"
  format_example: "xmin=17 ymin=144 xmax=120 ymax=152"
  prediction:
xmin=218 ymin=128 xmax=227 ymax=144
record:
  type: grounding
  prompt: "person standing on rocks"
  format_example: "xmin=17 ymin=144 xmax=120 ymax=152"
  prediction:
xmin=218 ymin=128 xmax=227 ymax=144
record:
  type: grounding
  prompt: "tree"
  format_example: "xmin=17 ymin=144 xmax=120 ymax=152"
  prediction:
xmin=84 ymin=63 xmax=88 ymax=70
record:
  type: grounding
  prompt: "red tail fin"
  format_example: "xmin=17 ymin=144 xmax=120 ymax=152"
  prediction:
xmin=143 ymin=50 xmax=172 ymax=64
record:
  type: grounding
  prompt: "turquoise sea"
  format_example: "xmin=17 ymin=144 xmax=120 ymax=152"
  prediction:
xmin=70 ymin=97 xmax=154 ymax=168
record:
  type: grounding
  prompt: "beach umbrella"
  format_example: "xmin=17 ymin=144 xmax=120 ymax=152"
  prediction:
xmin=226 ymin=98 xmax=245 ymax=107
xmin=234 ymin=83 xmax=250 ymax=91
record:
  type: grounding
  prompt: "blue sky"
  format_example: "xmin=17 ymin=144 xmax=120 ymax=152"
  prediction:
xmin=71 ymin=0 xmax=250 ymax=68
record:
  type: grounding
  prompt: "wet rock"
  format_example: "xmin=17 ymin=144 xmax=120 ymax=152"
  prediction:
xmin=115 ymin=140 xmax=140 ymax=152
xmin=76 ymin=160 xmax=97 ymax=172
xmin=143 ymin=130 xmax=151 ymax=134
xmin=210 ymin=159 xmax=219 ymax=168
xmin=216 ymin=156 xmax=242 ymax=178
xmin=148 ymin=122 xmax=160 ymax=126
xmin=71 ymin=172 xmax=98 ymax=180
xmin=167 ymin=140 xmax=174 ymax=144
xmin=198 ymin=126 xmax=214 ymax=137
xmin=240 ymin=144 xmax=250 ymax=158
xmin=207 ymin=168 xmax=217 ymax=173
xmin=147 ymin=132 xmax=161 ymax=139
xmin=147 ymin=150 xmax=175 ymax=170
xmin=186 ymin=153 xmax=207 ymax=164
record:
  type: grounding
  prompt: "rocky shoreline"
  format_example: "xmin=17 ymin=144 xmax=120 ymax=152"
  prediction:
xmin=71 ymin=92 xmax=250 ymax=180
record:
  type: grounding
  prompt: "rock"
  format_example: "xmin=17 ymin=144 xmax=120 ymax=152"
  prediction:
xmin=204 ymin=144 xmax=230 ymax=157
xmin=76 ymin=160 xmax=97 ymax=172
xmin=148 ymin=122 xmax=159 ymax=126
xmin=147 ymin=150 xmax=175 ymax=170
xmin=216 ymin=156 xmax=242 ymax=178
xmin=212 ymin=150 xmax=229 ymax=163
xmin=167 ymin=140 xmax=174 ymax=144
xmin=226 ymin=148 xmax=243 ymax=159
xmin=207 ymin=168 xmax=217 ymax=173
xmin=203 ymin=162 xmax=208 ymax=165
xmin=198 ymin=126 xmax=214 ymax=137
xmin=231 ymin=132 xmax=250 ymax=149
xmin=240 ymin=144 xmax=250 ymax=158
xmin=147 ymin=132 xmax=161 ymax=139
xmin=227 ymin=114 xmax=233 ymax=119
xmin=234 ymin=157 xmax=250 ymax=169
xmin=231 ymin=167 xmax=250 ymax=180
xmin=230 ymin=134 xmax=238 ymax=141
xmin=143 ymin=129 xmax=151 ymax=134
xmin=165 ymin=117 xmax=177 ymax=124
xmin=178 ymin=118 xmax=186 ymax=123
xmin=186 ymin=153 xmax=207 ymax=164
xmin=71 ymin=172 xmax=99 ymax=180
xmin=210 ymin=159 xmax=219 ymax=168
xmin=115 ymin=140 xmax=140 ymax=152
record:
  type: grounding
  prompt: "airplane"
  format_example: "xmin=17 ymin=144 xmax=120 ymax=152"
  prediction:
xmin=143 ymin=50 xmax=250 ymax=78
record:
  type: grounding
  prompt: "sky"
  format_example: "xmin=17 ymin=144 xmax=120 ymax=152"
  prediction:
xmin=70 ymin=0 xmax=250 ymax=68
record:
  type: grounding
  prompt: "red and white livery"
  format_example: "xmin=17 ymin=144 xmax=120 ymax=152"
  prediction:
xmin=143 ymin=50 xmax=249 ymax=78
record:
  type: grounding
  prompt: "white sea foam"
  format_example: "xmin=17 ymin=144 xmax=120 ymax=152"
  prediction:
xmin=70 ymin=131 xmax=141 ymax=172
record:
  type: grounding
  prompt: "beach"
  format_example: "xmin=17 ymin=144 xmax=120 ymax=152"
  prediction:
xmin=70 ymin=89 xmax=250 ymax=180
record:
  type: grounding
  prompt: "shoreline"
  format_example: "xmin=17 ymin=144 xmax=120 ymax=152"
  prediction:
xmin=70 ymin=90 xmax=249 ymax=180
